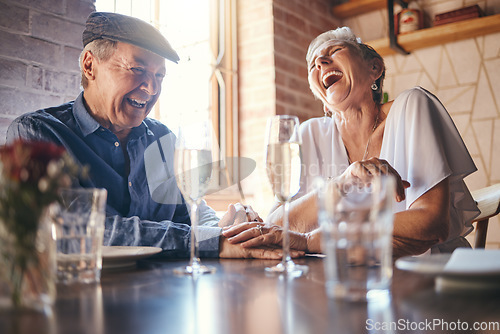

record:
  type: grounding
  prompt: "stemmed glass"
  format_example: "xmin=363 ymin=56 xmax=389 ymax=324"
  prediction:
xmin=265 ymin=115 xmax=308 ymax=276
xmin=173 ymin=121 xmax=216 ymax=275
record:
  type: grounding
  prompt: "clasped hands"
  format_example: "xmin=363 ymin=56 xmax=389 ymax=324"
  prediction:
xmin=217 ymin=203 xmax=306 ymax=259
xmin=219 ymin=157 xmax=410 ymax=258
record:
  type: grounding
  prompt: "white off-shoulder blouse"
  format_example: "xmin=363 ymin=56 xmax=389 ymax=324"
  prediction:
xmin=297 ymin=86 xmax=480 ymax=251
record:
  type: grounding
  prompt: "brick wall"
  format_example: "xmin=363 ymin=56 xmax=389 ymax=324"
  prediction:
xmin=237 ymin=0 xmax=338 ymax=215
xmin=0 ymin=0 xmax=95 ymax=144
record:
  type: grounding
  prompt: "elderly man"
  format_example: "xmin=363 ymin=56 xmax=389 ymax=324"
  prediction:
xmin=6 ymin=12 xmax=285 ymax=259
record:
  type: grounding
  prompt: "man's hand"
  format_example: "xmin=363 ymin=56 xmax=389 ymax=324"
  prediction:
xmin=218 ymin=235 xmax=304 ymax=259
xmin=218 ymin=203 xmax=262 ymax=227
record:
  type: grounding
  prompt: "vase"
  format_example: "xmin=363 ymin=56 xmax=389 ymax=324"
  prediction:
xmin=0 ymin=205 xmax=56 ymax=312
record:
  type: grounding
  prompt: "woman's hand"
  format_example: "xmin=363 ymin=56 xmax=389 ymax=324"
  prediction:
xmin=218 ymin=203 xmax=263 ymax=227
xmin=341 ymin=157 xmax=410 ymax=202
xmin=222 ymin=222 xmax=314 ymax=252
xmin=218 ymin=235 xmax=304 ymax=259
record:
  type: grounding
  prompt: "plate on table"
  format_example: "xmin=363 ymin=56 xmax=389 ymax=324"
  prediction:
xmin=102 ymin=246 xmax=162 ymax=270
xmin=395 ymin=253 xmax=452 ymax=276
xmin=396 ymin=249 xmax=500 ymax=292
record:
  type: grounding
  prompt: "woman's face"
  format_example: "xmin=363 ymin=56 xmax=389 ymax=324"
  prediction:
xmin=308 ymin=41 xmax=374 ymax=110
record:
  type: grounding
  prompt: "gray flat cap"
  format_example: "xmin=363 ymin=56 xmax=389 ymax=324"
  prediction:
xmin=82 ymin=12 xmax=180 ymax=63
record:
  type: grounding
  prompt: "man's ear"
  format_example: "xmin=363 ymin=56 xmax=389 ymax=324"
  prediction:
xmin=81 ymin=50 xmax=96 ymax=82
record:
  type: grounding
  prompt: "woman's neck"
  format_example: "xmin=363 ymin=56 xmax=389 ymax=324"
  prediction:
xmin=334 ymin=101 xmax=390 ymax=162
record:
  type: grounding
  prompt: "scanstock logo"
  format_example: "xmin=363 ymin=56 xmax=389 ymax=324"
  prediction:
xmin=144 ymin=132 xmax=256 ymax=205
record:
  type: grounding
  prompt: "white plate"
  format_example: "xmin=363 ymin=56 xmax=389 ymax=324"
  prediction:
xmin=396 ymin=252 xmax=500 ymax=292
xmin=395 ymin=253 xmax=500 ymax=278
xmin=102 ymin=246 xmax=162 ymax=270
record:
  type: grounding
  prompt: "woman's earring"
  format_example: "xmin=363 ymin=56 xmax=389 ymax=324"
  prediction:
xmin=371 ymin=83 xmax=378 ymax=91
xmin=323 ymin=106 xmax=331 ymax=122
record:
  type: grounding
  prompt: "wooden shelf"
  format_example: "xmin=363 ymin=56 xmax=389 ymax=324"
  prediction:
xmin=367 ymin=14 xmax=500 ymax=56
xmin=332 ymin=0 xmax=386 ymax=19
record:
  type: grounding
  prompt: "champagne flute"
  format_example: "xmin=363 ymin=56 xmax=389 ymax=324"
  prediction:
xmin=174 ymin=121 xmax=216 ymax=275
xmin=265 ymin=115 xmax=308 ymax=276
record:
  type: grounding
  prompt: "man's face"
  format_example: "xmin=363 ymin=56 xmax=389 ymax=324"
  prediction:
xmin=87 ymin=42 xmax=166 ymax=132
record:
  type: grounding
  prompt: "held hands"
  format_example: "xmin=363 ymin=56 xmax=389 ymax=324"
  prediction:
xmin=221 ymin=221 xmax=311 ymax=253
xmin=341 ymin=157 xmax=410 ymax=202
xmin=218 ymin=234 xmax=304 ymax=259
xmin=218 ymin=203 xmax=263 ymax=228
xmin=218 ymin=205 xmax=310 ymax=259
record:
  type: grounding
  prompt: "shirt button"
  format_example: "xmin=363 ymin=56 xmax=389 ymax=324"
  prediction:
xmin=128 ymin=181 xmax=132 ymax=187
xmin=114 ymin=142 xmax=119 ymax=147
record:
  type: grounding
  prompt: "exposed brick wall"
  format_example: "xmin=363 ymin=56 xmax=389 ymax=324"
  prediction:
xmin=0 ymin=0 xmax=95 ymax=144
xmin=237 ymin=0 xmax=338 ymax=215
xmin=273 ymin=0 xmax=338 ymax=122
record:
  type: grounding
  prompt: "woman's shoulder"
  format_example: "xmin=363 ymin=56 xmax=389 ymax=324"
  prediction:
xmin=389 ymin=86 xmax=442 ymax=119
xmin=393 ymin=86 xmax=440 ymax=106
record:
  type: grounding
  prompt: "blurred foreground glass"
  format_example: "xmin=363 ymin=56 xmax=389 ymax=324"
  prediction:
xmin=174 ymin=121 xmax=216 ymax=275
xmin=52 ymin=188 xmax=107 ymax=284
xmin=265 ymin=115 xmax=308 ymax=276
xmin=318 ymin=175 xmax=395 ymax=301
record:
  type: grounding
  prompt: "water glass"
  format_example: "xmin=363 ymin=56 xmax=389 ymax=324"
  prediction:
xmin=318 ymin=175 xmax=395 ymax=301
xmin=52 ymin=188 xmax=107 ymax=284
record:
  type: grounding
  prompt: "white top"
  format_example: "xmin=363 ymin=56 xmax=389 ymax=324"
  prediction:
xmin=297 ymin=87 xmax=480 ymax=248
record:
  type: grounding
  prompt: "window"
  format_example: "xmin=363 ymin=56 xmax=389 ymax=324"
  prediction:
xmin=95 ymin=0 xmax=241 ymax=206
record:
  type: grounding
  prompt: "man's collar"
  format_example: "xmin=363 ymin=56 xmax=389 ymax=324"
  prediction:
xmin=74 ymin=92 xmax=103 ymax=136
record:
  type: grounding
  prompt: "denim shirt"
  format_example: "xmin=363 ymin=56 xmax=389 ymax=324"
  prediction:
xmin=6 ymin=92 xmax=221 ymax=257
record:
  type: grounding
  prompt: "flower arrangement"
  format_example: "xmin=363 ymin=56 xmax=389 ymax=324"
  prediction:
xmin=0 ymin=139 xmax=83 ymax=309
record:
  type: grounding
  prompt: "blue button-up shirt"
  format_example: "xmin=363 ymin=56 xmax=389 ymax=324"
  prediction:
xmin=7 ymin=92 xmax=221 ymax=257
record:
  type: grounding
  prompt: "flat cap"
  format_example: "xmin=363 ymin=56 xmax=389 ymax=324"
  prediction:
xmin=82 ymin=12 xmax=180 ymax=63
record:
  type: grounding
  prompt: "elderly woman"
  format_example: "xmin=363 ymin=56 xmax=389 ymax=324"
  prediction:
xmin=223 ymin=27 xmax=479 ymax=258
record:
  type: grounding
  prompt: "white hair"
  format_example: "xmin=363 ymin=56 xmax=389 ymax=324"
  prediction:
xmin=306 ymin=27 xmax=362 ymax=67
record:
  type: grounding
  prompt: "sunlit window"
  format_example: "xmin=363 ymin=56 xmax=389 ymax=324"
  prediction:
xmin=95 ymin=0 xmax=212 ymax=132
xmin=94 ymin=0 xmax=240 ymax=203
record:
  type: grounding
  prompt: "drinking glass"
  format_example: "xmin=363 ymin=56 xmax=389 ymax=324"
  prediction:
xmin=317 ymin=174 xmax=395 ymax=301
xmin=53 ymin=187 xmax=107 ymax=284
xmin=174 ymin=121 xmax=216 ymax=275
xmin=265 ymin=115 xmax=308 ymax=276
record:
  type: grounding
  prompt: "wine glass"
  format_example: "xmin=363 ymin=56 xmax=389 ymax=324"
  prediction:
xmin=265 ymin=115 xmax=308 ymax=276
xmin=173 ymin=121 xmax=216 ymax=275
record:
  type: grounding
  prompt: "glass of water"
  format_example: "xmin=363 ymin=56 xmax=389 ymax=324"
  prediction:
xmin=318 ymin=174 xmax=395 ymax=301
xmin=52 ymin=188 xmax=107 ymax=284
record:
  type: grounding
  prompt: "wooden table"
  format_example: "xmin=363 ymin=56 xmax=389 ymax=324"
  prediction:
xmin=1 ymin=255 xmax=499 ymax=334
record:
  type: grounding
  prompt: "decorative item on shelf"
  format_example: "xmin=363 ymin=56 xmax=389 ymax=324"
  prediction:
xmin=433 ymin=5 xmax=484 ymax=27
xmin=0 ymin=139 xmax=84 ymax=312
xmin=395 ymin=1 xmax=423 ymax=34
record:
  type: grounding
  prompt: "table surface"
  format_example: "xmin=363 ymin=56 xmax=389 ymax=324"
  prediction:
xmin=1 ymin=255 xmax=500 ymax=334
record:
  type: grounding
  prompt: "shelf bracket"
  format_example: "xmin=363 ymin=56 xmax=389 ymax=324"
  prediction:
xmin=387 ymin=0 xmax=410 ymax=55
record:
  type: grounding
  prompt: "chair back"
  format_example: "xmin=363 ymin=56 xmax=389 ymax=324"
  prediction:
xmin=471 ymin=183 xmax=500 ymax=248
